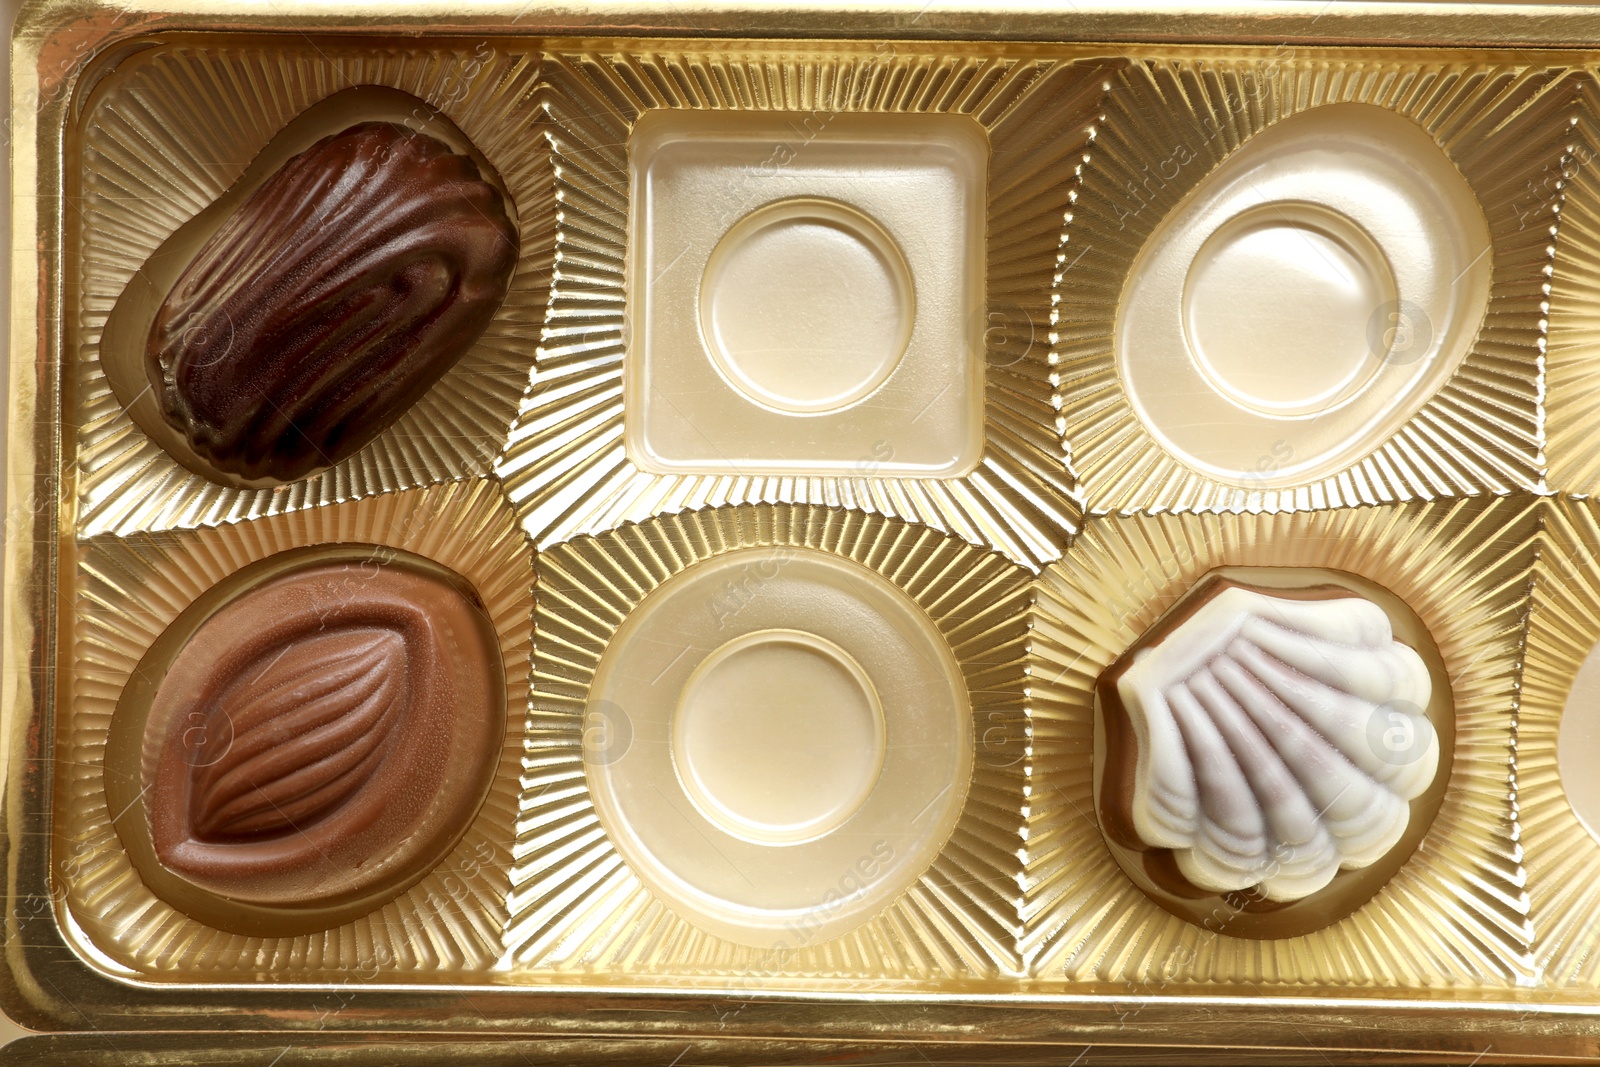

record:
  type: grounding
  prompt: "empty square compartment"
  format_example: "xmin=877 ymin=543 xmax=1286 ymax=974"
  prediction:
xmin=626 ymin=110 xmax=987 ymax=477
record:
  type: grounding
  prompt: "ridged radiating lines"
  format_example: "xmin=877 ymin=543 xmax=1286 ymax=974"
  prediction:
xmin=510 ymin=504 xmax=1031 ymax=979
xmin=1546 ymin=73 xmax=1600 ymax=494
xmin=1522 ymin=498 xmax=1600 ymax=986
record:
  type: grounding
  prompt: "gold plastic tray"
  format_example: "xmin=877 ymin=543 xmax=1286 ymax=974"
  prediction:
xmin=12 ymin=2 xmax=1600 ymax=1063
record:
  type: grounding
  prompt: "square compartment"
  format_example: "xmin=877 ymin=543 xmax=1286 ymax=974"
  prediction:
xmin=626 ymin=110 xmax=987 ymax=477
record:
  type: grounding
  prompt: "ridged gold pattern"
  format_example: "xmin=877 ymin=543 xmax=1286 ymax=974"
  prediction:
xmin=1521 ymin=497 xmax=1600 ymax=986
xmin=73 ymin=41 xmax=550 ymax=535
xmin=1025 ymin=496 xmax=1538 ymax=986
xmin=62 ymin=479 xmax=531 ymax=977
xmin=494 ymin=49 xmax=1111 ymax=571
xmin=1547 ymin=72 xmax=1600 ymax=495
xmin=18 ymin=0 xmax=1600 ymax=1052
xmin=1056 ymin=57 xmax=1571 ymax=515
xmin=511 ymin=504 xmax=1030 ymax=980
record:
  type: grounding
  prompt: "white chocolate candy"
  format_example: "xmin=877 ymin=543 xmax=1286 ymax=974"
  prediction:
xmin=1116 ymin=587 xmax=1437 ymax=903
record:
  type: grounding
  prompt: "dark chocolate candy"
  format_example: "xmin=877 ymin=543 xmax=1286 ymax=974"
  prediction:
xmin=143 ymin=557 xmax=503 ymax=913
xmin=147 ymin=122 xmax=518 ymax=482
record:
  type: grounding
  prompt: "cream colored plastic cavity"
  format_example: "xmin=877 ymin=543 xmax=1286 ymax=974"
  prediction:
xmin=626 ymin=111 xmax=987 ymax=477
xmin=585 ymin=547 xmax=971 ymax=949
xmin=1561 ymin=642 xmax=1600 ymax=843
xmin=1116 ymin=103 xmax=1492 ymax=487
xmin=674 ymin=629 xmax=888 ymax=845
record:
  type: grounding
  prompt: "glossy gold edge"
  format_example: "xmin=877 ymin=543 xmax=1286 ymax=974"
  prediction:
xmin=9 ymin=4 xmax=1600 ymax=1059
xmin=21 ymin=0 xmax=1600 ymax=50
xmin=1 ymin=1037 xmax=1595 ymax=1067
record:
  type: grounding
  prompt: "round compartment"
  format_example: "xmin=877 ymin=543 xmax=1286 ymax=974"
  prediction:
xmin=585 ymin=546 xmax=970 ymax=949
xmin=1116 ymin=103 xmax=1493 ymax=488
xmin=673 ymin=629 xmax=888 ymax=846
xmin=1183 ymin=202 xmax=1396 ymax=418
xmin=699 ymin=198 xmax=915 ymax=415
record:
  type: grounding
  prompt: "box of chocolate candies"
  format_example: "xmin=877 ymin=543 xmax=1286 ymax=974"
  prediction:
xmin=8 ymin=1 xmax=1600 ymax=1061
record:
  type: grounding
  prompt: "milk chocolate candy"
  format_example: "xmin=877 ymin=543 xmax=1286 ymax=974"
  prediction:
xmin=147 ymin=121 xmax=519 ymax=482
xmin=130 ymin=550 xmax=504 ymax=934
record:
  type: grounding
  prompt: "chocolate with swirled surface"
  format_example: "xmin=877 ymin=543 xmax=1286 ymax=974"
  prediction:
xmin=147 ymin=121 xmax=519 ymax=482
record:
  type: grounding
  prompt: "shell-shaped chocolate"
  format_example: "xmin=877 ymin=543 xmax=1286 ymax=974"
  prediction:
xmin=143 ymin=554 xmax=503 ymax=917
xmin=1098 ymin=580 xmax=1438 ymax=904
xmin=148 ymin=122 xmax=519 ymax=482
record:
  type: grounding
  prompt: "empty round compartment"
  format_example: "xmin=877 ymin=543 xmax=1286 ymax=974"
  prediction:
xmin=699 ymin=197 xmax=916 ymax=414
xmin=1183 ymin=202 xmax=1397 ymax=418
xmin=585 ymin=546 xmax=971 ymax=949
xmin=1116 ymin=103 xmax=1493 ymax=488
xmin=673 ymin=629 xmax=888 ymax=845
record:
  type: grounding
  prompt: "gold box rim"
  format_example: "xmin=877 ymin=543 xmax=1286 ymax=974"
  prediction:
xmin=14 ymin=1 xmax=1600 ymax=1057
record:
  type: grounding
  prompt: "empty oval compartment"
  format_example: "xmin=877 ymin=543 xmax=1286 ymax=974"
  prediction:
xmin=1115 ymin=103 xmax=1493 ymax=488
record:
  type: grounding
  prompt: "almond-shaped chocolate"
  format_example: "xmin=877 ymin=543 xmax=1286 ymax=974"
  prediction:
xmin=119 ymin=549 xmax=504 ymax=934
xmin=147 ymin=122 xmax=519 ymax=482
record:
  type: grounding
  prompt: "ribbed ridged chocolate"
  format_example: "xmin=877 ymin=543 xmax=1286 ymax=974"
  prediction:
xmin=148 ymin=122 xmax=518 ymax=482
xmin=186 ymin=627 xmax=407 ymax=842
xmin=144 ymin=558 xmax=502 ymax=911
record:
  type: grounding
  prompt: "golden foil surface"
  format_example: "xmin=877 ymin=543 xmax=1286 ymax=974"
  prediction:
xmin=14 ymin=3 xmax=1600 ymax=1062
